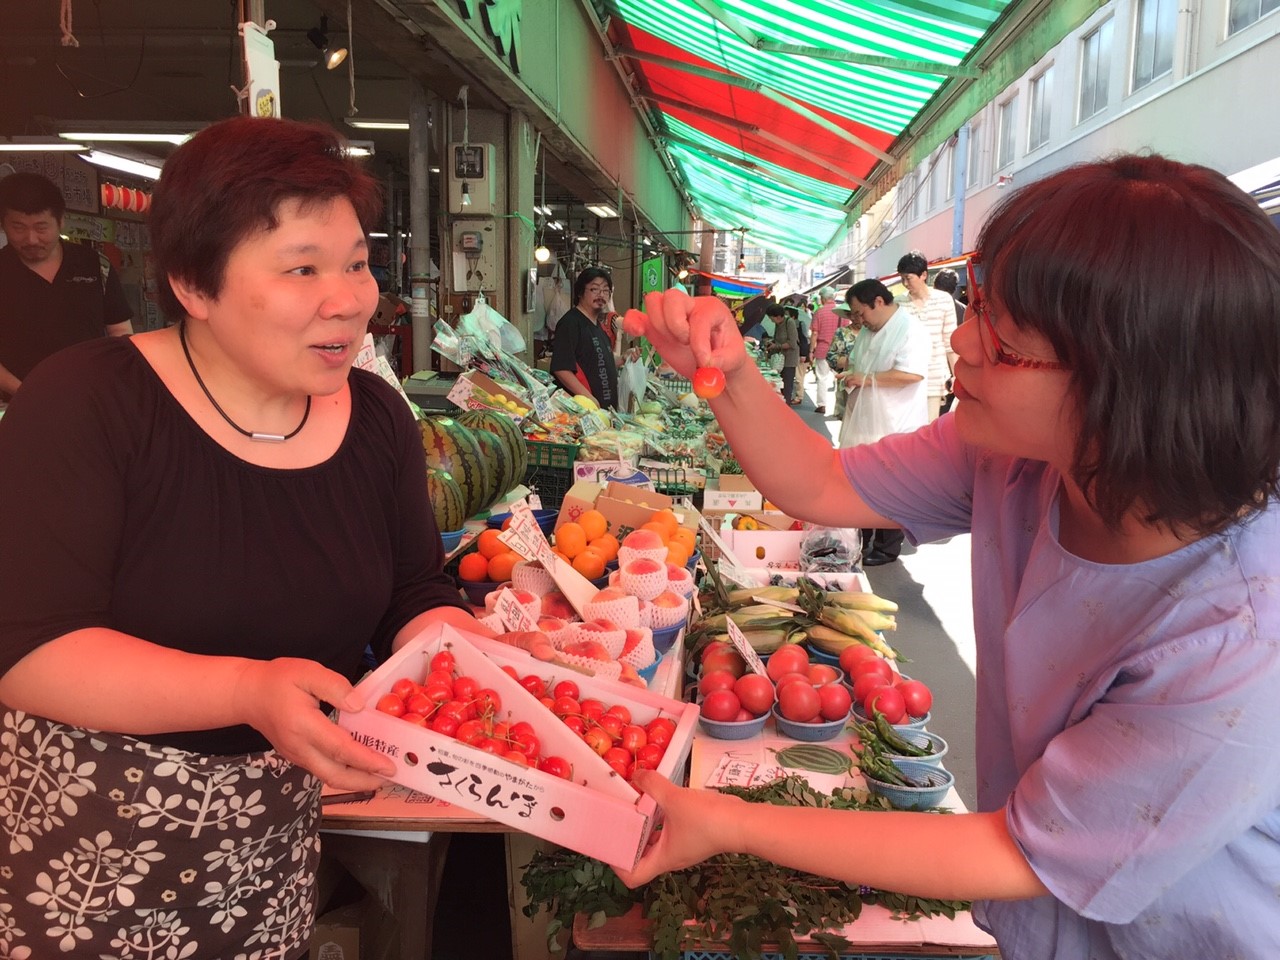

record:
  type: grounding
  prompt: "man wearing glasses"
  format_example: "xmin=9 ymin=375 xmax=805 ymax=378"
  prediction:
xmin=897 ymin=251 xmax=957 ymax=422
xmin=551 ymin=266 xmax=621 ymax=409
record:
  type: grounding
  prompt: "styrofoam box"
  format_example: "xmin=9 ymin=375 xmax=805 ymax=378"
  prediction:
xmin=337 ymin=623 xmax=698 ymax=870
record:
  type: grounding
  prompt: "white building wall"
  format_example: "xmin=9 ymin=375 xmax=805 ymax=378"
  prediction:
xmin=860 ymin=0 xmax=1280 ymax=280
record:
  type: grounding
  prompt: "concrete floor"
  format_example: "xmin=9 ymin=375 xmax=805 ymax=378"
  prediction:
xmin=792 ymin=374 xmax=978 ymax=809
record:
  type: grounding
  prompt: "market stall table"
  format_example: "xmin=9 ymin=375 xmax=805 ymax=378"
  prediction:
xmin=571 ymin=712 xmax=999 ymax=959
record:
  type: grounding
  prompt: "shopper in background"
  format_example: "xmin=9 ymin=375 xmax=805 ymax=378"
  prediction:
xmin=827 ymin=300 xmax=863 ymax=419
xmin=0 ymin=172 xmax=134 ymax=399
xmin=620 ymin=154 xmax=1280 ymax=960
xmin=807 ymin=285 xmax=841 ymax=415
xmin=762 ymin=302 xmax=799 ymax=405
xmin=0 ymin=117 xmax=489 ymax=959
xmin=897 ymin=250 xmax=957 ymax=422
xmin=932 ymin=267 xmax=967 ymax=414
xmin=551 ymin=266 xmax=623 ymax=408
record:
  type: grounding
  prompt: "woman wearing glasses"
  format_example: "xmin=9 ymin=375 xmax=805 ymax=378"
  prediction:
xmin=618 ymin=154 xmax=1280 ymax=959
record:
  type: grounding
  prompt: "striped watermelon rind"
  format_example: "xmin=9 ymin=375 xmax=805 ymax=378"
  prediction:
xmin=420 ymin=416 xmax=489 ymax=519
xmin=456 ymin=410 xmax=530 ymax=499
xmin=426 ymin=468 xmax=468 ymax=534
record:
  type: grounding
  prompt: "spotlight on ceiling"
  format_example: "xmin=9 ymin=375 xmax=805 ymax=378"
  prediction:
xmin=534 ymin=245 xmax=552 ymax=263
xmin=307 ymin=16 xmax=348 ymax=70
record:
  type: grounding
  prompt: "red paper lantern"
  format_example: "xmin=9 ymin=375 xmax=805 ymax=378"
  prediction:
xmin=101 ymin=183 xmax=117 ymax=209
xmin=119 ymin=187 xmax=135 ymax=212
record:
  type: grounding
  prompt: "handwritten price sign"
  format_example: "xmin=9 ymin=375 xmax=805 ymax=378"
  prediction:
xmin=493 ymin=587 xmax=539 ymax=633
xmin=724 ymin=617 xmax=769 ymax=677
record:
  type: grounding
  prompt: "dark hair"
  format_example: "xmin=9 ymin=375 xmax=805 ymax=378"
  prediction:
xmin=764 ymin=304 xmax=786 ymax=317
xmin=148 ymin=117 xmax=382 ymax=321
xmin=0 ymin=172 xmax=65 ymax=221
xmin=897 ymin=250 xmax=928 ymax=276
xmin=933 ymin=267 xmax=959 ymax=295
xmin=573 ymin=266 xmax=613 ymax=304
xmin=977 ymin=153 xmax=1280 ymax=534
xmin=847 ymin=278 xmax=893 ymax=308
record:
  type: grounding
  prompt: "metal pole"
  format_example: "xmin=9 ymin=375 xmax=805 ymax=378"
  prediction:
xmin=951 ymin=125 xmax=969 ymax=257
xmin=408 ymin=84 xmax=432 ymax=373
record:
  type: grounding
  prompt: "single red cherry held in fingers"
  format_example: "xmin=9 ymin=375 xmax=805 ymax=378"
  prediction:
xmin=692 ymin=366 xmax=726 ymax=398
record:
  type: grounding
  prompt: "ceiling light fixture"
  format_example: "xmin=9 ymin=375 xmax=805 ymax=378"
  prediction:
xmin=0 ymin=137 xmax=87 ymax=152
xmin=344 ymin=140 xmax=375 ymax=157
xmin=307 ymin=15 xmax=348 ymax=70
xmin=80 ymin=150 xmax=163 ymax=180
xmin=534 ymin=245 xmax=552 ymax=263
xmin=60 ymin=131 xmax=190 ymax=145
xmin=345 ymin=119 xmax=410 ymax=130
xmin=586 ymin=203 xmax=618 ymax=218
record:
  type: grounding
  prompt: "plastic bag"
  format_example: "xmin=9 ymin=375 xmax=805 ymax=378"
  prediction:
xmin=617 ymin=357 xmax=648 ymax=413
xmin=799 ymin=527 xmax=861 ymax=573
xmin=838 ymin=375 xmax=892 ymax=449
xmin=457 ymin=297 xmax=526 ymax=356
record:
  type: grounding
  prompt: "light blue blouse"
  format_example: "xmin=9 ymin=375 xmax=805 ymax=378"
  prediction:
xmin=842 ymin=416 xmax=1280 ymax=960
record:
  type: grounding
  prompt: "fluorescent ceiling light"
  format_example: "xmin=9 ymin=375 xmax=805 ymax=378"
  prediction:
xmin=586 ymin=203 xmax=618 ymax=218
xmin=430 ymin=166 xmax=441 ymax=173
xmin=60 ymin=131 xmax=190 ymax=145
xmin=345 ymin=140 xmax=375 ymax=157
xmin=0 ymin=137 xmax=87 ymax=152
xmin=547 ymin=221 xmax=564 ymax=231
xmin=81 ymin=150 xmax=163 ymax=180
xmin=534 ymin=204 xmax=554 ymax=216
xmin=345 ymin=119 xmax=410 ymax=130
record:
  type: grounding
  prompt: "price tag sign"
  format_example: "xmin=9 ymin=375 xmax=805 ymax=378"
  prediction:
xmin=531 ymin=390 xmax=554 ymax=421
xmin=528 ymin=493 xmax=543 ymax=511
xmin=697 ymin=516 xmax=765 ymax=588
xmin=493 ymin=587 xmax=539 ymax=633
xmin=446 ymin=375 xmax=474 ymax=409
xmin=502 ymin=500 xmax=557 ymax=569
xmin=579 ymin=412 xmax=601 ymax=437
xmin=724 ymin=616 xmax=769 ymax=677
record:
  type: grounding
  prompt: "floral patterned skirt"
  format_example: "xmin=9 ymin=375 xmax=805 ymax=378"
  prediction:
xmin=0 ymin=708 xmax=321 ymax=960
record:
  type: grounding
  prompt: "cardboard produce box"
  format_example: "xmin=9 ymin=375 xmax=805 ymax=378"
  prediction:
xmin=337 ymin=624 xmax=698 ymax=870
xmin=701 ymin=474 xmax=763 ymax=515
xmin=718 ymin=512 xmax=807 ymax=570
xmin=309 ymin=903 xmax=361 ymax=960
xmin=556 ymin=480 xmax=700 ymax=541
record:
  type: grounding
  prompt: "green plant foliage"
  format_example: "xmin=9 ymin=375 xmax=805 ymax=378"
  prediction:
xmin=521 ymin=775 xmax=969 ymax=959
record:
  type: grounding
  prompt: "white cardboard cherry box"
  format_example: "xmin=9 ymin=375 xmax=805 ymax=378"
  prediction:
xmin=337 ymin=623 xmax=698 ymax=870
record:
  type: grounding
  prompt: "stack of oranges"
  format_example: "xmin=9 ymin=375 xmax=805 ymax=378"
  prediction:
xmin=550 ymin=509 xmax=618 ymax=580
xmin=634 ymin=508 xmax=697 ymax=567
xmin=457 ymin=528 xmax=523 ymax=583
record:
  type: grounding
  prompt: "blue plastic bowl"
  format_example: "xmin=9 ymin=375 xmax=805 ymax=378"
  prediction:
xmin=651 ymin=623 xmax=683 ymax=655
xmin=806 ymin=644 xmax=842 ymax=668
xmin=771 ymin=703 xmax=850 ymax=741
xmin=486 ymin=508 xmax=558 ymax=534
xmin=698 ymin=709 xmax=767 ymax=740
xmin=883 ymin=730 xmax=949 ymax=768
xmin=455 ymin=578 xmax=505 ymax=607
xmin=863 ymin=759 xmax=954 ymax=810
xmin=637 ymin=657 xmax=662 ymax=685
xmin=685 ymin=550 xmax=701 ymax=573
xmin=440 ymin=528 xmax=466 ymax=553
xmin=851 ymin=702 xmax=931 ymax=732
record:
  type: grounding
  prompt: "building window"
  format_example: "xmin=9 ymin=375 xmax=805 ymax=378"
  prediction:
xmin=909 ymin=166 xmax=923 ymax=220
xmin=897 ymin=169 xmax=915 ymax=221
xmin=1028 ymin=67 xmax=1053 ymax=151
xmin=927 ymin=149 xmax=943 ymax=211
xmin=1078 ymin=19 xmax=1113 ymax=121
xmin=1133 ymin=0 xmax=1176 ymax=91
xmin=944 ymin=141 xmax=956 ymax=201
xmin=967 ymin=119 xmax=984 ymax=188
xmin=1229 ymin=0 xmax=1280 ymax=33
xmin=996 ymin=95 xmax=1018 ymax=171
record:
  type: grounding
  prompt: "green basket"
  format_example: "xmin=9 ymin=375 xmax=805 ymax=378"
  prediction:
xmin=525 ymin=439 xmax=580 ymax=469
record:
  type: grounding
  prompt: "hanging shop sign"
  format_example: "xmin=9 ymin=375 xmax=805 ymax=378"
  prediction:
xmin=456 ymin=0 xmax=523 ymax=73
xmin=240 ymin=21 xmax=282 ymax=118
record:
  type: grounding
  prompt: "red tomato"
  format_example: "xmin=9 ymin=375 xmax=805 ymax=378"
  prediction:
xmin=897 ymin=680 xmax=933 ymax=718
xmin=553 ymin=680 xmax=580 ymax=700
xmin=700 ymin=689 xmax=742 ymax=722
xmin=777 ymin=681 xmax=821 ymax=722
xmin=807 ymin=663 xmax=841 ymax=686
xmin=766 ymin=645 xmax=810 ymax=683
xmin=699 ymin=640 xmax=734 ymax=664
xmin=851 ymin=658 xmax=894 ymax=685
xmin=774 ymin=672 xmax=812 ymax=694
xmin=538 ymin=755 xmax=572 ymax=779
xmin=817 ymin=683 xmax=853 ymax=721
xmin=692 ymin=366 xmax=726 ymax=398
xmin=733 ymin=673 xmax=776 ymax=717
xmin=698 ymin=669 xmax=739 ymax=698
xmin=701 ymin=647 xmax=747 ymax=678
xmin=864 ymin=685 xmax=907 ymax=724
xmin=376 ymin=693 xmax=407 ymax=717
xmin=851 ymin=672 xmax=886 ymax=705
xmin=837 ymin=645 xmax=882 ymax=675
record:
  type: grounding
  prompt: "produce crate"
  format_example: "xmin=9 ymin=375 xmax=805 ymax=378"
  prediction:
xmin=526 ymin=438 xmax=579 ymax=469
xmin=522 ymin=463 xmax=575 ymax=510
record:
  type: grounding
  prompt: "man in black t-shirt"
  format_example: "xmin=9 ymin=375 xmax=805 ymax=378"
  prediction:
xmin=0 ymin=172 xmax=134 ymax=398
xmin=550 ymin=266 xmax=621 ymax=409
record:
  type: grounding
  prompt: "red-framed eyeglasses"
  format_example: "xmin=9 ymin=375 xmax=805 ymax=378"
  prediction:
xmin=966 ymin=254 xmax=1069 ymax=371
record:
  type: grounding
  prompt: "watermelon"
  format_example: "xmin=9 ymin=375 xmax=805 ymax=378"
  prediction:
xmin=456 ymin=410 xmax=529 ymax=499
xmin=469 ymin=429 xmax=506 ymax=511
xmin=419 ymin=416 xmax=489 ymax=518
xmin=426 ymin=468 xmax=468 ymax=534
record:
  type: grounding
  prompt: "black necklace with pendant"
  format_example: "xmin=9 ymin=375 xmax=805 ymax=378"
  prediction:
xmin=178 ymin=320 xmax=311 ymax=443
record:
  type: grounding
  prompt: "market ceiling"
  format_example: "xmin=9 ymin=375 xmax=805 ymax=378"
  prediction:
xmin=600 ymin=0 xmax=1018 ymax=262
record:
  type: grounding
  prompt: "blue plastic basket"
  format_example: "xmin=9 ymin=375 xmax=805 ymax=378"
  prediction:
xmin=697 ymin=710 xmax=767 ymax=740
xmin=863 ymin=759 xmax=954 ymax=810
xmin=884 ymin=730 xmax=949 ymax=768
xmin=771 ymin=704 xmax=849 ymax=741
